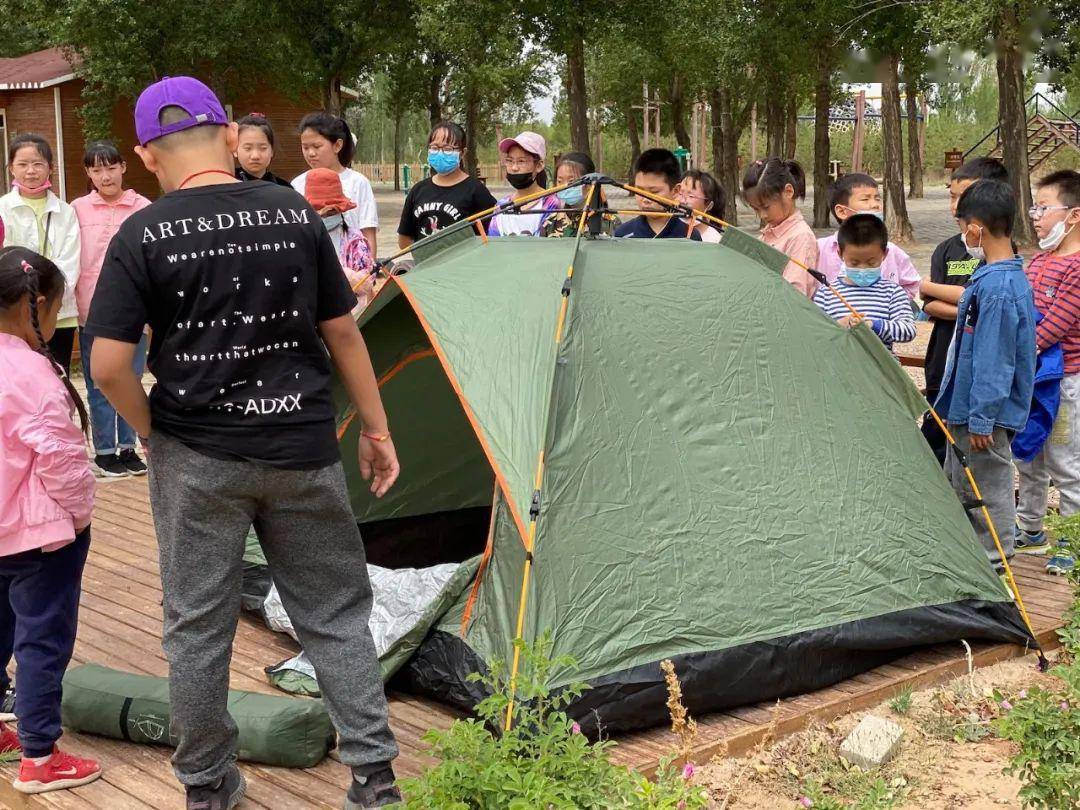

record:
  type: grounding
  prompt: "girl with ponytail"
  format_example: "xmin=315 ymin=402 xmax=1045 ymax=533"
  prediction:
xmin=0 ymin=245 xmax=101 ymax=794
xmin=742 ymin=156 xmax=819 ymax=297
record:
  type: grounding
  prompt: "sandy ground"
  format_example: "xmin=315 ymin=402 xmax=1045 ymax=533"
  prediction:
xmin=694 ymin=654 xmax=1063 ymax=809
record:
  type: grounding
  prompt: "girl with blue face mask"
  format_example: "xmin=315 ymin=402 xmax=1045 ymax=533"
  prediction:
xmin=541 ymin=152 xmax=620 ymax=238
xmin=396 ymin=121 xmax=498 ymax=250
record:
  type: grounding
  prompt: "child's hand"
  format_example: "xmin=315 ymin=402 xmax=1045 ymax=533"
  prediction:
xmin=359 ymin=434 xmax=400 ymax=498
xmin=969 ymin=432 xmax=995 ymax=452
xmin=839 ymin=314 xmax=863 ymax=329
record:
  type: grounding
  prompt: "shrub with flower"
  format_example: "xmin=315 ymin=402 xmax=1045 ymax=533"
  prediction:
xmin=400 ymin=633 xmax=709 ymax=808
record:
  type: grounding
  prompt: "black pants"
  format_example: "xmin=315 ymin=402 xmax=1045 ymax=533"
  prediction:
xmin=46 ymin=326 xmax=77 ymax=376
xmin=0 ymin=529 xmax=90 ymax=757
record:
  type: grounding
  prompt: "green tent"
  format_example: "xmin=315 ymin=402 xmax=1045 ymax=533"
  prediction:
xmin=335 ymin=229 xmax=1029 ymax=734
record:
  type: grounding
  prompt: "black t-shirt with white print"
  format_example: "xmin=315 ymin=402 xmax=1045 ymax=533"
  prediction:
xmin=397 ymin=176 xmax=497 ymax=241
xmin=85 ymin=181 xmax=356 ymax=470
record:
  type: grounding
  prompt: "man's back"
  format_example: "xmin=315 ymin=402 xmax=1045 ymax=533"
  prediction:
xmin=85 ymin=181 xmax=355 ymax=468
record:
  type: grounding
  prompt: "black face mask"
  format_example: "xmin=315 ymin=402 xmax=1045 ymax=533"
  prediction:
xmin=506 ymin=171 xmax=536 ymax=190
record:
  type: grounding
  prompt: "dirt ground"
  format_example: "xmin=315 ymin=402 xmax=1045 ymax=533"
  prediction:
xmin=694 ymin=654 xmax=1063 ymax=809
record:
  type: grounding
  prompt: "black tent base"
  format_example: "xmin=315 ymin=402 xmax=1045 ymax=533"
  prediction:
xmin=396 ymin=599 xmax=1032 ymax=736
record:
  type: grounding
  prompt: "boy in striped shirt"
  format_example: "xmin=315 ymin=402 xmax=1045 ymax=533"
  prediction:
xmin=1016 ymin=170 xmax=1080 ymax=575
xmin=813 ymin=214 xmax=915 ymax=352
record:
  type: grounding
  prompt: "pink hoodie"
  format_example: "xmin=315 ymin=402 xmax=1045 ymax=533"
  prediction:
xmin=71 ymin=188 xmax=152 ymax=326
xmin=0 ymin=333 xmax=95 ymax=555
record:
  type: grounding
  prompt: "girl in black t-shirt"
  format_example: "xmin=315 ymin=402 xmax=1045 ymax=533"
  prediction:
xmin=397 ymin=121 xmax=497 ymax=249
xmin=233 ymin=113 xmax=292 ymax=188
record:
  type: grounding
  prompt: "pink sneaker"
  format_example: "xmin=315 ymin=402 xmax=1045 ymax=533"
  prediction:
xmin=0 ymin=723 xmax=20 ymax=762
xmin=13 ymin=746 xmax=102 ymax=793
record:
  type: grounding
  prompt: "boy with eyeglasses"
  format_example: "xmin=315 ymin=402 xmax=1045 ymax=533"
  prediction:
xmin=1015 ymin=170 xmax=1080 ymax=575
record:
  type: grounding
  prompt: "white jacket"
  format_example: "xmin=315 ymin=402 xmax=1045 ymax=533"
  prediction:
xmin=0 ymin=189 xmax=81 ymax=322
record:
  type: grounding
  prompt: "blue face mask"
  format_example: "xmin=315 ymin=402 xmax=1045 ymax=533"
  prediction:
xmin=843 ymin=265 xmax=882 ymax=287
xmin=428 ymin=150 xmax=461 ymax=175
xmin=557 ymin=186 xmax=584 ymax=206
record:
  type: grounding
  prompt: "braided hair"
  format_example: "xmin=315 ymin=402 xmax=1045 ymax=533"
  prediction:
xmin=0 ymin=246 xmax=88 ymax=433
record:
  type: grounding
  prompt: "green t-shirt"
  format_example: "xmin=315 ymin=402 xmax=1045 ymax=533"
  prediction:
xmin=22 ymin=194 xmax=49 ymax=254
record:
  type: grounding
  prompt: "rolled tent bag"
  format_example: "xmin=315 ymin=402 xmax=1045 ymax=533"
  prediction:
xmin=61 ymin=664 xmax=335 ymax=768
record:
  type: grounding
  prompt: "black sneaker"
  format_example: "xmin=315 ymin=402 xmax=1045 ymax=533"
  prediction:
xmin=344 ymin=764 xmax=401 ymax=808
xmin=118 ymin=448 xmax=148 ymax=476
xmin=0 ymin=686 xmax=14 ymax=722
xmin=186 ymin=766 xmax=246 ymax=810
xmin=93 ymin=453 xmax=129 ymax=478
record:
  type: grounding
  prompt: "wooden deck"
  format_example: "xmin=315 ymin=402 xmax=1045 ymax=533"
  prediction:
xmin=1 ymin=475 xmax=1073 ymax=809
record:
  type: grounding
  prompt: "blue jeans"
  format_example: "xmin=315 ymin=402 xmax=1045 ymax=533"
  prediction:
xmin=79 ymin=329 xmax=147 ymax=456
xmin=0 ymin=528 xmax=90 ymax=756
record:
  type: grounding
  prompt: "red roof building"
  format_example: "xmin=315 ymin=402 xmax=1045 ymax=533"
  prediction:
xmin=0 ymin=48 xmax=334 ymax=201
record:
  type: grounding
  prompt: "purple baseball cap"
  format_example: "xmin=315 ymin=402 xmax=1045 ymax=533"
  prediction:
xmin=134 ymin=76 xmax=227 ymax=146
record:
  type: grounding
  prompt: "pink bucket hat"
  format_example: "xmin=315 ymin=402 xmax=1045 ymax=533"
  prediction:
xmin=498 ymin=130 xmax=546 ymax=161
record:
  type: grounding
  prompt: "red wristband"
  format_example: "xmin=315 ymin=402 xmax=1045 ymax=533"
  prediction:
xmin=361 ymin=431 xmax=391 ymax=442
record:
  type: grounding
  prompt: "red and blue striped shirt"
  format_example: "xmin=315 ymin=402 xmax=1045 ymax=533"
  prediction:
xmin=1027 ymin=252 xmax=1080 ymax=374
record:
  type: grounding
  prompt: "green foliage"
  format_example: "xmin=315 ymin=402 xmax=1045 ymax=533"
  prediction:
xmin=991 ymin=519 xmax=1080 ymax=808
xmin=994 ymin=685 xmax=1080 ymax=809
xmin=801 ymin=774 xmax=902 ymax=810
xmin=887 ymin=686 xmax=913 ymax=716
xmin=400 ymin=635 xmax=707 ymax=809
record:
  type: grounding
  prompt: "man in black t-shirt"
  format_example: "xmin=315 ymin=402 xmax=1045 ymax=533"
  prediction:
xmin=87 ymin=77 xmax=402 ymax=809
xmin=919 ymin=157 xmax=1008 ymax=463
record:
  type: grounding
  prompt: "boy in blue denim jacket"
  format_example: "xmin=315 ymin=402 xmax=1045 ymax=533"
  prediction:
xmin=935 ymin=179 xmax=1037 ymax=571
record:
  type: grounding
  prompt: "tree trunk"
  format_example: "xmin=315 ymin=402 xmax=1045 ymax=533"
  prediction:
xmin=464 ymin=90 xmax=480 ymax=177
xmin=622 ymin=102 xmax=642 ymax=181
xmin=904 ymin=74 xmax=924 ymax=198
xmin=393 ymin=109 xmax=402 ymax=192
xmin=882 ymin=53 xmax=914 ymax=243
xmin=784 ymin=96 xmax=798 ymax=160
xmin=565 ymin=34 xmax=590 ymax=153
xmin=670 ymin=75 xmax=691 ymax=150
xmin=710 ymin=85 xmax=740 ymax=225
xmin=324 ymin=74 xmax=343 ymax=116
xmin=766 ymin=92 xmax=785 ymax=158
xmin=996 ymin=12 xmax=1035 ymax=244
xmin=812 ymin=54 xmax=833 ymax=229
xmin=427 ymin=55 xmax=445 ymax=126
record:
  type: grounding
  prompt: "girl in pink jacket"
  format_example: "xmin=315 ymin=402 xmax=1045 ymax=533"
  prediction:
xmin=71 ymin=141 xmax=152 ymax=479
xmin=0 ymin=246 xmax=101 ymax=794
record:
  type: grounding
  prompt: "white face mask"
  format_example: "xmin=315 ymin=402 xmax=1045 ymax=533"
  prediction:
xmin=962 ymin=225 xmax=985 ymax=262
xmin=1038 ymin=213 xmax=1078 ymax=252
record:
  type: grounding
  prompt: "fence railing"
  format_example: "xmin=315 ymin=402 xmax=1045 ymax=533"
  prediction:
xmin=355 ymin=162 xmax=507 ymax=186
xmin=963 ymin=92 xmax=1080 ymax=161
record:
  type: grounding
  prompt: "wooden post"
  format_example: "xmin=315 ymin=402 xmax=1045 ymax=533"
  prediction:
xmin=750 ymin=102 xmax=758 ymax=162
xmin=851 ymin=90 xmax=866 ymax=174
xmin=643 ymin=81 xmax=650 ymax=149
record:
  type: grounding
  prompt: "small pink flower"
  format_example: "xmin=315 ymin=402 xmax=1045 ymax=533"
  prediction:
xmin=1018 ymin=689 xmax=1028 ymax=699
xmin=682 ymin=762 xmax=695 ymax=780
xmin=799 ymin=797 xmax=814 ymax=808
xmin=677 ymin=802 xmax=686 ymax=810
xmin=571 ymin=722 xmax=582 ymax=734
xmin=1000 ymin=699 xmax=1013 ymax=711
xmin=1061 ymin=701 xmax=1070 ymax=711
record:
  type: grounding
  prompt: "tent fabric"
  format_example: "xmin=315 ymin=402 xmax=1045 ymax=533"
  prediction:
xmin=339 ymin=234 xmax=1031 ymax=732
xmin=61 ymin=664 xmax=335 ymax=768
xmin=241 ymin=529 xmax=481 ymax=691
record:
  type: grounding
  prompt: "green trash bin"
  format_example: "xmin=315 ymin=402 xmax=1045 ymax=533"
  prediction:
xmin=673 ymin=146 xmax=690 ymax=173
xmin=402 ymin=164 xmax=411 ymax=190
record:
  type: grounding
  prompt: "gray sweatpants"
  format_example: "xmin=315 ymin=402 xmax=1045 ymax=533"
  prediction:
xmin=147 ymin=432 xmax=397 ymax=787
xmin=1017 ymin=373 xmax=1080 ymax=532
xmin=944 ymin=423 xmax=1016 ymax=565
